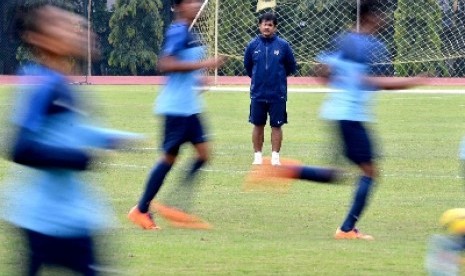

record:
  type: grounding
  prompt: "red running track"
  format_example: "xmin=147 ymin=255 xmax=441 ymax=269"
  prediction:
xmin=1 ymin=75 xmax=465 ymax=86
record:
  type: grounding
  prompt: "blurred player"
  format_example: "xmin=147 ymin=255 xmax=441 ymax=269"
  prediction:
xmin=128 ymin=0 xmax=225 ymax=230
xmin=1 ymin=3 xmax=142 ymax=275
xmin=246 ymin=0 xmax=425 ymax=240
xmin=425 ymin=234 xmax=463 ymax=276
xmin=317 ymin=0 xmax=427 ymax=240
xmin=425 ymin=208 xmax=465 ymax=275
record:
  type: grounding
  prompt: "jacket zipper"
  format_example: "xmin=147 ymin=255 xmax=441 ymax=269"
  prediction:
xmin=265 ymin=41 xmax=269 ymax=71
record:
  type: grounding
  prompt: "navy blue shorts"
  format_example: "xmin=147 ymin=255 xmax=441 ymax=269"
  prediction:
xmin=249 ymin=101 xmax=287 ymax=127
xmin=162 ymin=114 xmax=207 ymax=156
xmin=338 ymin=120 xmax=374 ymax=165
xmin=24 ymin=229 xmax=96 ymax=275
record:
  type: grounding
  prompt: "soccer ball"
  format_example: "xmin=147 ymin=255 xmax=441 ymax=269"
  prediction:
xmin=440 ymin=208 xmax=465 ymax=235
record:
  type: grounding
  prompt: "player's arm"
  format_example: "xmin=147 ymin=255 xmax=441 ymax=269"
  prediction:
xmin=10 ymin=87 xmax=90 ymax=170
xmin=362 ymin=43 xmax=426 ymax=90
xmin=157 ymin=56 xmax=223 ymax=73
xmin=313 ymin=63 xmax=331 ymax=85
xmin=363 ymin=75 xmax=428 ymax=90
xmin=157 ymin=25 xmax=223 ymax=73
xmin=74 ymin=125 xmax=145 ymax=150
xmin=284 ymin=43 xmax=297 ymax=76
xmin=11 ymin=129 xmax=90 ymax=170
xmin=312 ymin=50 xmax=339 ymax=85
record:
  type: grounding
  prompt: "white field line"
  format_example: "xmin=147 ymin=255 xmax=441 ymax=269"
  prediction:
xmin=98 ymin=161 xmax=463 ymax=179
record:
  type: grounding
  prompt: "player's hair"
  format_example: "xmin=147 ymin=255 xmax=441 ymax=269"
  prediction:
xmin=258 ymin=12 xmax=278 ymax=26
xmin=172 ymin=0 xmax=187 ymax=6
xmin=359 ymin=0 xmax=383 ymax=18
xmin=9 ymin=2 xmax=47 ymax=45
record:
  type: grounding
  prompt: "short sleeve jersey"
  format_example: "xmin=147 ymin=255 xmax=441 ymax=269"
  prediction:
xmin=155 ymin=22 xmax=205 ymax=116
xmin=319 ymin=32 xmax=389 ymax=122
xmin=12 ymin=64 xmax=77 ymax=131
xmin=2 ymin=64 xmax=115 ymax=237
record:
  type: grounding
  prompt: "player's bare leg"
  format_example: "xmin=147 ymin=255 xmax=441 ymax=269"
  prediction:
xmin=271 ymin=127 xmax=282 ymax=165
xmin=153 ymin=142 xmax=211 ymax=229
xmin=252 ymin=125 xmax=265 ymax=164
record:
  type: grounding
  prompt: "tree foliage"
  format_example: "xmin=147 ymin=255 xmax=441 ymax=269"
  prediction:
xmin=205 ymin=1 xmax=354 ymax=76
xmin=394 ymin=0 xmax=448 ymax=76
xmin=216 ymin=0 xmax=255 ymax=76
xmin=108 ymin=0 xmax=163 ymax=76
xmin=277 ymin=2 xmax=353 ymax=76
xmin=91 ymin=0 xmax=113 ymax=75
xmin=0 ymin=0 xmax=464 ymax=76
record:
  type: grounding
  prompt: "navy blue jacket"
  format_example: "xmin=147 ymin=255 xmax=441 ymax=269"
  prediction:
xmin=244 ymin=35 xmax=296 ymax=102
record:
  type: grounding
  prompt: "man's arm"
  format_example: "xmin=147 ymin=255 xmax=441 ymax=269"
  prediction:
xmin=284 ymin=43 xmax=297 ymax=76
xmin=244 ymin=42 xmax=254 ymax=78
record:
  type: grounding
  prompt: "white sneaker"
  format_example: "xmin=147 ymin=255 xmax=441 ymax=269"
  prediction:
xmin=252 ymin=152 xmax=263 ymax=165
xmin=271 ymin=152 xmax=281 ymax=166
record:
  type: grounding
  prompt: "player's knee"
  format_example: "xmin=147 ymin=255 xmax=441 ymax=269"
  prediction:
xmin=360 ymin=163 xmax=377 ymax=178
xmin=162 ymin=154 xmax=177 ymax=165
xmin=195 ymin=147 xmax=210 ymax=162
xmin=365 ymin=167 xmax=378 ymax=178
xmin=198 ymin=151 xmax=209 ymax=162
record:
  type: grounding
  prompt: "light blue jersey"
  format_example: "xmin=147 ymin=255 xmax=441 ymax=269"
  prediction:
xmin=460 ymin=136 xmax=465 ymax=160
xmin=319 ymin=54 xmax=374 ymax=121
xmin=1 ymin=65 xmax=141 ymax=237
xmin=319 ymin=32 xmax=389 ymax=122
xmin=155 ymin=22 xmax=205 ymax=116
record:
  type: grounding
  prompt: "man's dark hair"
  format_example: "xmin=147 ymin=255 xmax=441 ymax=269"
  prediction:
xmin=173 ymin=0 xmax=185 ymax=5
xmin=359 ymin=0 xmax=384 ymax=18
xmin=258 ymin=12 xmax=277 ymax=26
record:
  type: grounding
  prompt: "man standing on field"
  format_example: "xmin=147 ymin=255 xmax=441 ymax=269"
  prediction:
xmin=244 ymin=12 xmax=297 ymax=166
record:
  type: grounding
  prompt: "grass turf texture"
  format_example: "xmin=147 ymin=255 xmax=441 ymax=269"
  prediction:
xmin=0 ymin=85 xmax=464 ymax=275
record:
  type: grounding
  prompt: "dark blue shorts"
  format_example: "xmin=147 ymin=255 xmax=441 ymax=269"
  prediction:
xmin=162 ymin=114 xmax=207 ymax=156
xmin=338 ymin=120 xmax=374 ymax=165
xmin=24 ymin=229 xmax=96 ymax=275
xmin=249 ymin=101 xmax=287 ymax=127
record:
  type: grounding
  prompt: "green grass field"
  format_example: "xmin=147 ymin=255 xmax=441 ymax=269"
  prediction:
xmin=0 ymin=85 xmax=464 ymax=275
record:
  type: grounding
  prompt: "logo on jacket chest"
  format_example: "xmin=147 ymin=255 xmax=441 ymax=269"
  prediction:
xmin=254 ymin=49 xmax=279 ymax=55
